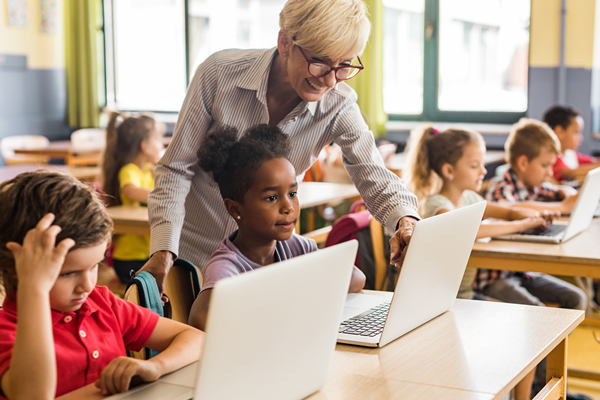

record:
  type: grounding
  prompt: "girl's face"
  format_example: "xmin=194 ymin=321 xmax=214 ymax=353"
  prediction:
xmin=449 ymin=142 xmax=487 ymax=192
xmin=49 ymin=241 xmax=107 ymax=313
xmin=143 ymin=129 xmax=165 ymax=165
xmin=236 ymin=157 xmax=300 ymax=242
xmin=558 ymin=115 xmax=584 ymax=152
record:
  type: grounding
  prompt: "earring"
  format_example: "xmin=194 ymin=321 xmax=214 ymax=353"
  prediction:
xmin=449 ymin=177 xmax=454 ymax=181
xmin=282 ymin=52 xmax=287 ymax=56
xmin=236 ymin=215 xmax=241 ymax=220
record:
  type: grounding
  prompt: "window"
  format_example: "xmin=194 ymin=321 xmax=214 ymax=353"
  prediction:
xmin=384 ymin=0 xmax=530 ymax=123
xmin=104 ymin=0 xmax=285 ymax=112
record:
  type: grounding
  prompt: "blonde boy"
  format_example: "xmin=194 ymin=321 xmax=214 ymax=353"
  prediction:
xmin=485 ymin=118 xmax=578 ymax=214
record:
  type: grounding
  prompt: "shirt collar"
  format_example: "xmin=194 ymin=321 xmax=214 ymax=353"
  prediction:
xmin=2 ymin=290 xmax=100 ymax=326
xmin=506 ymin=168 xmax=538 ymax=198
xmin=235 ymin=47 xmax=316 ymax=117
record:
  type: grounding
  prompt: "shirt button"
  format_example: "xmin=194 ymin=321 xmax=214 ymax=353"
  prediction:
xmin=92 ymin=350 xmax=99 ymax=359
xmin=79 ymin=330 xmax=86 ymax=338
xmin=64 ymin=316 xmax=72 ymax=323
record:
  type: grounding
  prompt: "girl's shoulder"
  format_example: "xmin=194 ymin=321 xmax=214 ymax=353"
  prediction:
xmin=423 ymin=194 xmax=454 ymax=218
xmin=284 ymin=233 xmax=318 ymax=255
xmin=462 ymin=190 xmax=484 ymax=205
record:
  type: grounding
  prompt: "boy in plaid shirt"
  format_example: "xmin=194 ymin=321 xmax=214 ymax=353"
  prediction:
xmin=477 ymin=118 xmax=585 ymax=309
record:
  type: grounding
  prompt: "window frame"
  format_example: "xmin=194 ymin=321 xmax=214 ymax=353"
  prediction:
xmin=387 ymin=0 xmax=530 ymax=124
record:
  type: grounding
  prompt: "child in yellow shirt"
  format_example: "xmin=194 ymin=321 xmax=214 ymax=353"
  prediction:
xmin=101 ymin=112 xmax=164 ymax=282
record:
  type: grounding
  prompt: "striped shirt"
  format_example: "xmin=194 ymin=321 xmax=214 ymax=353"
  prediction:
xmin=148 ymin=48 xmax=419 ymax=272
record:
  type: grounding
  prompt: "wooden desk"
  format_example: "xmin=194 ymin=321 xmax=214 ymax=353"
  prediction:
xmin=106 ymin=182 xmax=361 ymax=236
xmin=0 ymin=164 xmax=100 ymax=183
xmin=60 ymin=299 xmax=583 ymax=400
xmin=386 ymin=150 xmax=506 ymax=177
xmin=13 ymin=140 xmax=103 ymax=166
xmin=468 ymin=218 xmax=600 ymax=279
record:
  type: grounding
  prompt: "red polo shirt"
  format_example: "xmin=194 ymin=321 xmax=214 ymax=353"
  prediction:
xmin=0 ymin=286 xmax=159 ymax=399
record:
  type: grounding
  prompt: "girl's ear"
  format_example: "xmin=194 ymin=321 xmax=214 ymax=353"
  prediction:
xmin=140 ymin=139 xmax=149 ymax=155
xmin=440 ymin=163 xmax=454 ymax=181
xmin=554 ymin=125 xmax=566 ymax=141
xmin=224 ymin=198 xmax=243 ymax=221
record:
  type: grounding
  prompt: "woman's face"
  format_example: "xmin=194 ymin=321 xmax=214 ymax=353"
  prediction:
xmin=284 ymin=45 xmax=359 ymax=102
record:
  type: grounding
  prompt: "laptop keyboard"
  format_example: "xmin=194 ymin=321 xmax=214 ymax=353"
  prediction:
xmin=525 ymin=223 xmax=567 ymax=237
xmin=339 ymin=302 xmax=390 ymax=337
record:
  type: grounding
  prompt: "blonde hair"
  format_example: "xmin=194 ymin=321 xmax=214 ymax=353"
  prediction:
xmin=505 ymin=118 xmax=560 ymax=168
xmin=279 ymin=0 xmax=371 ymax=59
xmin=403 ymin=125 xmax=484 ymax=204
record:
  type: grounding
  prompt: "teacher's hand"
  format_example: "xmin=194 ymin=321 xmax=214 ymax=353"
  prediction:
xmin=389 ymin=216 xmax=418 ymax=268
xmin=138 ymin=251 xmax=174 ymax=294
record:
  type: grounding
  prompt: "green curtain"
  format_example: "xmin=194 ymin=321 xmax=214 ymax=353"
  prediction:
xmin=64 ymin=0 xmax=99 ymax=128
xmin=347 ymin=0 xmax=387 ymax=138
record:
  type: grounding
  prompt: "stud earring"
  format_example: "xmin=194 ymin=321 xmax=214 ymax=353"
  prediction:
xmin=449 ymin=177 xmax=454 ymax=181
xmin=282 ymin=52 xmax=287 ymax=56
xmin=236 ymin=215 xmax=241 ymax=220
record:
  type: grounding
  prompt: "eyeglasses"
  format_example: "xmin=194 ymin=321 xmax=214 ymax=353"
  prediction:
xmin=296 ymin=46 xmax=364 ymax=81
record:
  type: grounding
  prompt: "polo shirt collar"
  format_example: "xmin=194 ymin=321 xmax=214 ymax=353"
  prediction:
xmin=235 ymin=47 xmax=316 ymax=117
xmin=1 ymin=292 xmax=99 ymax=326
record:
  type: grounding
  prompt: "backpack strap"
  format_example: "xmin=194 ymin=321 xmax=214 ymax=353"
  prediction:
xmin=124 ymin=271 xmax=163 ymax=359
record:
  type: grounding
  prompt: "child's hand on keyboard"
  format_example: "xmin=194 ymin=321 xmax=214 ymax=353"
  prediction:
xmin=519 ymin=216 xmax=550 ymax=234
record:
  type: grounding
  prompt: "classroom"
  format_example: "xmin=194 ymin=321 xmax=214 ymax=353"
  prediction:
xmin=1 ymin=0 xmax=600 ymax=399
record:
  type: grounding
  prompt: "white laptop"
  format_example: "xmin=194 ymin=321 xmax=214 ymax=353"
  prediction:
xmin=106 ymin=240 xmax=358 ymax=400
xmin=494 ymin=166 xmax=600 ymax=244
xmin=337 ymin=201 xmax=486 ymax=348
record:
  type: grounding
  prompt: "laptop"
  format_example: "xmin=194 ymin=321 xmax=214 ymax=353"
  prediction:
xmin=337 ymin=201 xmax=486 ymax=348
xmin=106 ymin=240 xmax=358 ymax=400
xmin=494 ymin=166 xmax=600 ymax=244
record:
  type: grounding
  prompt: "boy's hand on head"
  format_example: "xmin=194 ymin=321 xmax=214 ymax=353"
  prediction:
xmin=6 ymin=213 xmax=75 ymax=292
xmin=389 ymin=216 xmax=417 ymax=268
xmin=95 ymin=356 xmax=161 ymax=395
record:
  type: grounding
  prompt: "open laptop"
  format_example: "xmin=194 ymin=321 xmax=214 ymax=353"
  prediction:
xmin=338 ymin=201 xmax=486 ymax=348
xmin=494 ymin=166 xmax=600 ymax=244
xmin=107 ymin=240 xmax=358 ymax=400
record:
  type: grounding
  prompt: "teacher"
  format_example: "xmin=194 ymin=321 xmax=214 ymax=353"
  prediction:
xmin=143 ymin=0 xmax=420 ymax=291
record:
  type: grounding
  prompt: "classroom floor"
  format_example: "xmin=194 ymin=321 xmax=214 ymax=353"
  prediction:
xmin=568 ymin=323 xmax=600 ymax=399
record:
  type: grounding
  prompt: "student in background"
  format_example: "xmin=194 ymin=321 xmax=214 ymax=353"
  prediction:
xmin=403 ymin=125 xmax=558 ymax=400
xmin=0 ymin=171 xmax=203 ymax=399
xmin=543 ymin=105 xmax=600 ymax=184
xmin=101 ymin=112 xmax=164 ymax=283
xmin=188 ymin=125 xmax=366 ymax=331
xmin=403 ymin=126 xmax=553 ymax=300
xmin=485 ymin=118 xmax=578 ymax=214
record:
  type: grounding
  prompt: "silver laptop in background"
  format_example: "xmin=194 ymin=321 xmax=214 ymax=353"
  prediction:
xmin=106 ymin=240 xmax=358 ymax=400
xmin=338 ymin=201 xmax=486 ymax=348
xmin=493 ymin=166 xmax=600 ymax=244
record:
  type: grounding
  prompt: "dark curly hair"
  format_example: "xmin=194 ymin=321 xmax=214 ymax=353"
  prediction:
xmin=0 ymin=171 xmax=113 ymax=300
xmin=543 ymin=105 xmax=580 ymax=131
xmin=198 ymin=124 xmax=292 ymax=203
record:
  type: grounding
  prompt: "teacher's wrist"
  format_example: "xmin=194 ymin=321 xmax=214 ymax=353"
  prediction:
xmin=396 ymin=215 xmax=419 ymax=231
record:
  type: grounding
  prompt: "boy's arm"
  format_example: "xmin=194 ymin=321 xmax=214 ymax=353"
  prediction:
xmin=95 ymin=318 xmax=204 ymax=395
xmin=188 ymin=289 xmax=212 ymax=331
xmin=1 ymin=214 xmax=75 ymax=400
xmin=558 ymin=161 xmax=600 ymax=180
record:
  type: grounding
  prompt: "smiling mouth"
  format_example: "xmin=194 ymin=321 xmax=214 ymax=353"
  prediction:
xmin=277 ymin=221 xmax=296 ymax=227
xmin=306 ymin=79 xmax=324 ymax=90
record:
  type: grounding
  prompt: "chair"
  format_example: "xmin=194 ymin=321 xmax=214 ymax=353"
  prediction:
xmin=0 ymin=135 xmax=50 ymax=165
xmin=123 ymin=259 xmax=202 ymax=359
xmin=70 ymin=128 xmax=106 ymax=151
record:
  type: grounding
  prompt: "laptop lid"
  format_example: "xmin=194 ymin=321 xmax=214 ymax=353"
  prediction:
xmin=378 ymin=201 xmax=486 ymax=347
xmin=562 ymin=166 xmax=600 ymax=242
xmin=193 ymin=240 xmax=358 ymax=400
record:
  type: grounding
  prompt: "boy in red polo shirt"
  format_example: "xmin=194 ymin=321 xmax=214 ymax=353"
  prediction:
xmin=543 ymin=105 xmax=600 ymax=184
xmin=0 ymin=171 xmax=203 ymax=399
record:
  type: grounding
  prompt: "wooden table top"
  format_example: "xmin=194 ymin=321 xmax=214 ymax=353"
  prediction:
xmin=468 ymin=218 xmax=600 ymax=278
xmin=0 ymin=164 xmax=100 ymax=183
xmin=13 ymin=140 xmax=103 ymax=156
xmin=62 ymin=299 xmax=583 ymax=400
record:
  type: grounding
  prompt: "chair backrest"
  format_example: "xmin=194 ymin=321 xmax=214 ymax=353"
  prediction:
xmin=163 ymin=258 xmax=202 ymax=324
xmin=123 ymin=259 xmax=202 ymax=360
xmin=70 ymin=128 xmax=106 ymax=151
xmin=0 ymin=135 xmax=50 ymax=165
